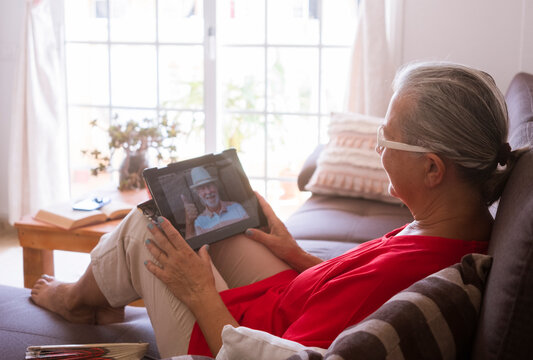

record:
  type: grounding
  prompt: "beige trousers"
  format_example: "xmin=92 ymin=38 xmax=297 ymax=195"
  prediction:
xmin=91 ymin=209 xmax=291 ymax=358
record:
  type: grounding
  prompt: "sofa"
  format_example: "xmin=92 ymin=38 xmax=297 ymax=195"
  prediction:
xmin=1 ymin=71 xmax=532 ymax=360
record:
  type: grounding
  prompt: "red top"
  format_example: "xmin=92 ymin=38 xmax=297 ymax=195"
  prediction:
xmin=188 ymin=226 xmax=488 ymax=355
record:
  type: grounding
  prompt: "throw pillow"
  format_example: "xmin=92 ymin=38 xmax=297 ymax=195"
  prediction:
xmin=286 ymin=253 xmax=493 ymax=360
xmin=216 ymin=324 xmax=327 ymax=360
xmin=305 ymin=112 xmax=400 ymax=204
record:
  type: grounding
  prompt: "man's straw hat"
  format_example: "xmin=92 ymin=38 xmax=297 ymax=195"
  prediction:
xmin=190 ymin=166 xmax=217 ymax=189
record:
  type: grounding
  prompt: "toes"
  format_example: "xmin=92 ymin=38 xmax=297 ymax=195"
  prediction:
xmin=33 ymin=278 xmax=48 ymax=287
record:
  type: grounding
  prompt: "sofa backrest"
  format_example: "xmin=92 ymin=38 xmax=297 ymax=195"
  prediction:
xmin=472 ymin=72 xmax=533 ymax=359
xmin=505 ymin=72 xmax=533 ymax=149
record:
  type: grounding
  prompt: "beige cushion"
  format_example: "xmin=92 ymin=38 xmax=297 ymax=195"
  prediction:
xmin=305 ymin=112 xmax=400 ymax=204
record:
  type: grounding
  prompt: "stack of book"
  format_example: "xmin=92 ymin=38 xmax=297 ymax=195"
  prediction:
xmin=25 ymin=342 xmax=149 ymax=359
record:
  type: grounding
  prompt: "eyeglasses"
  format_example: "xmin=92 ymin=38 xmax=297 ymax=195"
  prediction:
xmin=376 ymin=125 xmax=432 ymax=153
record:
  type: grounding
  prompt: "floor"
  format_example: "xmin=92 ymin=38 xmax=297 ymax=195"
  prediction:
xmin=0 ymin=226 xmax=90 ymax=288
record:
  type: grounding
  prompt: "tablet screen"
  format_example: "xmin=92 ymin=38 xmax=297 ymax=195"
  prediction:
xmin=143 ymin=149 xmax=265 ymax=249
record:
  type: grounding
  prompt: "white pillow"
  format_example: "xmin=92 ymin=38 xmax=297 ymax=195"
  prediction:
xmin=305 ymin=112 xmax=401 ymax=204
xmin=216 ymin=325 xmax=327 ymax=360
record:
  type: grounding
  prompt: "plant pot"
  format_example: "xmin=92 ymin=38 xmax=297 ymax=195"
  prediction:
xmin=118 ymin=151 xmax=149 ymax=191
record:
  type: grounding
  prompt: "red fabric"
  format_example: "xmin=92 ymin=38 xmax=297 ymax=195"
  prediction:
xmin=188 ymin=226 xmax=488 ymax=356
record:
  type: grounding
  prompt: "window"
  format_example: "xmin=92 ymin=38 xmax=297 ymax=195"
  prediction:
xmin=64 ymin=0 xmax=356 ymax=219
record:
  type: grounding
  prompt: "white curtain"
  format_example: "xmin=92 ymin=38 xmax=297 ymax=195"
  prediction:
xmin=8 ymin=0 xmax=70 ymax=224
xmin=345 ymin=0 xmax=396 ymax=117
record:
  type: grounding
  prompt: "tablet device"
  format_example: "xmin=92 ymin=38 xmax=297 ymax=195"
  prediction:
xmin=142 ymin=148 xmax=266 ymax=250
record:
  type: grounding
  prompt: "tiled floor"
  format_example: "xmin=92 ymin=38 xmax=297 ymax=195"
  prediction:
xmin=0 ymin=227 xmax=90 ymax=288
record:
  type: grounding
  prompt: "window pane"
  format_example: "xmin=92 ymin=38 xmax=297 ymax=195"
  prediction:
xmin=267 ymin=115 xmax=318 ymax=179
xmin=320 ymin=115 xmax=330 ymax=144
xmin=267 ymin=0 xmax=319 ymax=45
xmin=111 ymin=45 xmax=157 ymax=108
xmin=112 ymin=109 xmax=158 ymax=126
xmin=222 ymin=113 xmax=265 ymax=178
xmin=162 ymin=111 xmax=206 ymax=161
xmin=66 ymin=44 xmax=109 ymax=106
xmin=159 ymin=45 xmax=204 ymax=110
xmin=267 ymin=48 xmax=319 ymax=113
xmin=321 ymin=48 xmax=351 ymax=114
xmin=249 ymin=179 xmax=266 ymax=197
xmin=322 ymin=0 xmax=357 ymax=45
xmin=159 ymin=0 xmax=204 ymax=43
xmin=109 ymin=0 xmax=156 ymax=42
xmin=221 ymin=47 xmax=265 ymax=111
xmin=220 ymin=0 xmax=265 ymax=44
xmin=108 ymin=108 xmax=158 ymax=168
xmin=64 ymin=0 xmax=108 ymax=42
xmin=68 ymin=106 xmax=114 ymax=198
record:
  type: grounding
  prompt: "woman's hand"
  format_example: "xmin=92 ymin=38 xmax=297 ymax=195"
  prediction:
xmin=245 ymin=192 xmax=323 ymax=272
xmin=144 ymin=217 xmax=239 ymax=356
xmin=144 ymin=217 xmax=217 ymax=309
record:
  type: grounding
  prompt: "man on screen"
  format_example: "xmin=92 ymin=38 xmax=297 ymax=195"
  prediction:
xmin=182 ymin=166 xmax=249 ymax=238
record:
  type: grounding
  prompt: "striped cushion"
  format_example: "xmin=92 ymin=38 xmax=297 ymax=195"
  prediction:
xmin=287 ymin=253 xmax=492 ymax=360
xmin=305 ymin=112 xmax=400 ymax=204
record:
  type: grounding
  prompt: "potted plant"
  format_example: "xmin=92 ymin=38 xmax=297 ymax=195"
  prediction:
xmin=83 ymin=114 xmax=180 ymax=191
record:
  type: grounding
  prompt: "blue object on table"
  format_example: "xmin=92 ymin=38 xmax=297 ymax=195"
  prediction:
xmin=72 ymin=197 xmax=111 ymax=211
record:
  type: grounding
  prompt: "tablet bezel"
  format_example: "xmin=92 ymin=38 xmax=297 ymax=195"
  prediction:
xmin=142 ymin=149 xmax=266 ymax=250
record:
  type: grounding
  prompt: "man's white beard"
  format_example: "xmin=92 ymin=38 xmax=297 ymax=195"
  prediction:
xmin=203 ymin=192 xmax=220 ymax=210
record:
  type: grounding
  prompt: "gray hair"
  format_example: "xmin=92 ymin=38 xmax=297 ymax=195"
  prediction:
xmin=393 ymin=61 xmax=526 ymax=205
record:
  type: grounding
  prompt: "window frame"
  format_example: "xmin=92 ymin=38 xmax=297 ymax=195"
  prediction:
xmin=63 ymin=0 xmax=355 ymax=204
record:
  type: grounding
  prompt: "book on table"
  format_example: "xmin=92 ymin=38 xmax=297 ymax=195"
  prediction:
xmin=33 ymin=199 xmax=134 ymax=230
xmin=25 ymin=342 xmax=149 ymax=359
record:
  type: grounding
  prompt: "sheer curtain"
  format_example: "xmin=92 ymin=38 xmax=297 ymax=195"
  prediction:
xmin=8 ymin=0 xmax=69 ymax=224
xmin=345 ymin=0 xmax=397 ymax=117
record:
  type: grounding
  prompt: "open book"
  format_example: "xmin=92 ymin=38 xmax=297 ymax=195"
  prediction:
xmin=34 ymin=200 xmax=133 ymax=230
xmin=25 ymin=342 xmax=148 ymax=359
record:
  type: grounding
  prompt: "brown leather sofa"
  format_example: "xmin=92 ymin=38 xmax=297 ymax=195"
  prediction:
xmin=0 ymin=72 xmax=532 ymax=360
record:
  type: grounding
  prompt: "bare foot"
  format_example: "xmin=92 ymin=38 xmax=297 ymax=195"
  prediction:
xmin=31 ymin=275 xmax=96 ymax=324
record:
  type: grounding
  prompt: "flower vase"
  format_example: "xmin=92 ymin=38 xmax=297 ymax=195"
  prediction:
xmin=118 ymin=151 xmax=149 ymax=191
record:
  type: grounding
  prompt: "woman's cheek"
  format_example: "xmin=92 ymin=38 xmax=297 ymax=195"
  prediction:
xmin=381 ymin=151 xmax=400 ymax=199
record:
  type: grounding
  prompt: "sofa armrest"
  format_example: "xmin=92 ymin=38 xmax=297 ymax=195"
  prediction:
xmin=297 ymin=144 xmax=324 ymax=191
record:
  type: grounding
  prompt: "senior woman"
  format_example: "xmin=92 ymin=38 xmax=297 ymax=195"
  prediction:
xmin=30 ymin=62 xmax=524 ymax=358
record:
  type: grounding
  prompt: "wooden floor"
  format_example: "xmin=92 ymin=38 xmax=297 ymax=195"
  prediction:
xmin=0 ymin=226 xmax=90 ymax=288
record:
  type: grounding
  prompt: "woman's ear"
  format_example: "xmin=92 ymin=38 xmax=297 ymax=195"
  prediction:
xmin=423 ymin=153 xmax=446 ymax=188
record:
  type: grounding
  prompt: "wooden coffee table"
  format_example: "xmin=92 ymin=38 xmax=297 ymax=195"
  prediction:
xmin=14 ymin=189 xmax=149 ymax=289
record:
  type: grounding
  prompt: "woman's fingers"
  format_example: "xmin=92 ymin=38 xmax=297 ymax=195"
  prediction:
xmin=144 ymin=238 xmax=168 ymax=267
xmin=244 ymin=228 xmax=272 ymax=247
xmin=145 ymin=258 xmax=165 ymax=278
xmin=155 ymin=216 xmax=191 ymax=251
xmin=146 ymin=217 xmax=192 ymax=254
xmin=197 ymin=244 xmax=211 ymax=265
xmin=146 ymin=222 xmax=175 ymax=256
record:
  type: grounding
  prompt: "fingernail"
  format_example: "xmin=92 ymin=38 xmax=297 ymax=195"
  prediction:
xmin=157 ymin=216 xmax=164 ymax=224
xmin=245 ymin=229 xmax=253 ymax=237
xmin=205 ymin=244 xmax=210 ymax=252
xmin=145 ymin=239 xmax=150 ymax=245
xmin=144 ymin=260 xmax=148 ymax=266
xmin=147 ymin=223 xmax=154 ymax=230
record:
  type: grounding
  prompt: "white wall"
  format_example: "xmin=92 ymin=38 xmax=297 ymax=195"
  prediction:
xmin=401 ymin=0 xmax=533 ymax=91
xmin=0 ymin=0 xmax=532 ymax=224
